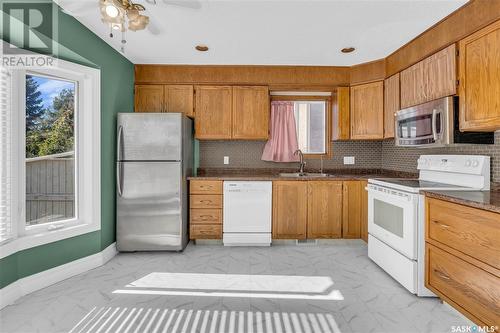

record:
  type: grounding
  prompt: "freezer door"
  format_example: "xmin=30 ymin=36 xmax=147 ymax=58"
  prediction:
xmin=117 ymin=113 xmax=182 ymax=161
xmin=117 ymin=161 xmax=185 ymax=251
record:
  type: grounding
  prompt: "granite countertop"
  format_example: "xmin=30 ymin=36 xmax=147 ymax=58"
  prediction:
xmin=188 ymin=168 xmax=417 ymax=181
xmin=423 ymin=188 xmax=500 ymax=214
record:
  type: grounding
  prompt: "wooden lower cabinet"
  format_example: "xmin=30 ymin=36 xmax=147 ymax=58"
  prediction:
xmin=307 ymin=181 xmax=343 ymax=238
xmin=425 ymin=197 xmax=500 ymax=327
xmin=189 ymin=180 xmax=223 ymax=240
xmin=272 ymin=180 xmax=368 ymax=241
xmin=426 ymin=244 xmax=500 ymax=326
xmin=342 ymin=180 xmax=368 ymax=240
xmin=272 ymin=181 xmax=308 ymax=239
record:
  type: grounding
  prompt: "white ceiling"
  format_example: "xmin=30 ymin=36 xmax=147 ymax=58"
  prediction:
xmin=57 ymin=0 xmax=468 ymax=66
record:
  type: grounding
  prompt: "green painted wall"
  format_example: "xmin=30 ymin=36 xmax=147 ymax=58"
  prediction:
xmin=0 ymin=4 xmax=134 ymax=289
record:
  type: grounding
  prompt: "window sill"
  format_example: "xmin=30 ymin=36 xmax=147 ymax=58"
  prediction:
xmin=0 ymin=222 xmax=100 ymax=260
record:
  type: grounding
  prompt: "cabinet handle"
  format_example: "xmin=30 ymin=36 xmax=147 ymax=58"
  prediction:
xmin=432 ymin=220 xmax=450 ymax=229
xmin=433 ymin=269 xmax=451 ymax=281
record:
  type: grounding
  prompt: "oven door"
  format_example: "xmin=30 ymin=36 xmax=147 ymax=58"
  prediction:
xmin=367 ymin=184 xmax=418 ymax=259
xmin=395 ymin=97 xmax=453 ymax=147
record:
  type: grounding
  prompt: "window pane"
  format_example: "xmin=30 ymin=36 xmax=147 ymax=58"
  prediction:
xmin=25 ymin=74 xmax=76 ymax=226
xmin=294 ymin=101 xmax=326 ymax=154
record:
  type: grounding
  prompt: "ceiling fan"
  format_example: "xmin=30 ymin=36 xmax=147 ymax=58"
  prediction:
xmin=56 ymin=0 xmax=201 ymax=51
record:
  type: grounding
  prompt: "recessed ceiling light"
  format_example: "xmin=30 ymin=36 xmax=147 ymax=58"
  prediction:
xmin=195 ymin=45 xmax=209 ymax=52
xmin=341 ymin=47 xmax=355 ymax=53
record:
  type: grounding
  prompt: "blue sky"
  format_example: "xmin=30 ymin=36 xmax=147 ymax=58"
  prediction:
xmin=31 ymin=75 xmax=75 ymax=111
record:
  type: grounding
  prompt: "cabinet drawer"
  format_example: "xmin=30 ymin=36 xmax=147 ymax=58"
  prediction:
xmin=190 ymin=180 xmax=222 ymax=194
xmin=190 ymin=209 xmax=222 ymax=224
xmin=190 ymin=224 xmax=222 ymax=239
xmin=190 ymin=195 xmax=222 ymax=209
xmin=426 ymin=244 xmax=500 ymax=326
xmin=427 ymin=198 xmax=500 ymax=270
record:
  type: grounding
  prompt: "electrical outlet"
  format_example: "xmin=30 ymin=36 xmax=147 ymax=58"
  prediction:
xmin=224 ymin=156 xmax=229 ymax=165
xmin=344 ymin=156 xmax=355 ymax=165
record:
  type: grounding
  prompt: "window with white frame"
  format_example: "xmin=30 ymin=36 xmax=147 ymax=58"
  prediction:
xmin=0 ymin=57 xmax=100 ymax=254
xmin=293 ymin=101 xmax=327 ymax=154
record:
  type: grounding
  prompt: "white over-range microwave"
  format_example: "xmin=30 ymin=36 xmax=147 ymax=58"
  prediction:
xmin=395 ymin=96 xmax=494 ymax=147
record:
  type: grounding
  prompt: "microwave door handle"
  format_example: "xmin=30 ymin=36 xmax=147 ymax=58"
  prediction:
xmin=432 ymin=109 xmax=438 ymax=141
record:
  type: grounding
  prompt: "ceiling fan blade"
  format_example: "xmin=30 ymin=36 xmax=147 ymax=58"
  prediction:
xmin=147 ymin=20 xmax=162 ymax=35
xmin=143 ymin=11 xmax=163 ymax=35
xmin=148 ymin=0 xmax=202 ymax=10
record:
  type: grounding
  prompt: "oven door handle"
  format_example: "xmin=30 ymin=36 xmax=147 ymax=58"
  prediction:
xmin=432 ymin=109 xmax=439 ymax=141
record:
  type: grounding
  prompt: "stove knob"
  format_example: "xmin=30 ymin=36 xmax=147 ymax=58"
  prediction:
xmin=472 ymin=160 xmax=479 ymax=167
xmin=465 ymin=159 xmax=472 ymax=167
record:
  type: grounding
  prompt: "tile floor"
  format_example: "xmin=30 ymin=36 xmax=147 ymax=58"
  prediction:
xmin=0 ymin=240 xmax=472 ymax=333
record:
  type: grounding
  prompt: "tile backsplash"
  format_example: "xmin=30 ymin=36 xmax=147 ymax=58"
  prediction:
xmin=199 ymin=140 xmax=382 ymax=170
xmin=381 ymin=131 xmax=500 ymax=183
xmin=198 ymin=131 xmax=500 ymax=183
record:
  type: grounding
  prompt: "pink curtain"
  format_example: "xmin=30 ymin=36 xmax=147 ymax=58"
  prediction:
xmin=262 ymin=101 xmax=299 ymax=162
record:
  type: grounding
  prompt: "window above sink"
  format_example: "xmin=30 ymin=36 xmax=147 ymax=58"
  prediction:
xmin=270 ymin=93 xmax=332 ymax=159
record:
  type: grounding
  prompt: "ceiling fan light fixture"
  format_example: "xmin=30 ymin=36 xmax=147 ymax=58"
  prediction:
xmin=111 ymin=22 xmax=125 ymax=31
xmin=100 ymin=0 xmax=124 ymax=24
xmin=105 ymin=4 xmax=119 ymax=18
xmin=127 ymin=9 xmax=140 ymax=20
xmin=128 ymin=14 xmax=149 ymax=31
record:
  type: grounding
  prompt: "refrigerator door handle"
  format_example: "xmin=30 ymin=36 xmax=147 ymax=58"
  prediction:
xmin=117 ymin=162 xmax=123 ymax=197
xmin=117 ymin=125 xmax=123 ymax=161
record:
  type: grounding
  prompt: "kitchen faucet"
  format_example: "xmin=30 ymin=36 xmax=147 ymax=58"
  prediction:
xmin=294 ymin=149 xmax=306 ymax=173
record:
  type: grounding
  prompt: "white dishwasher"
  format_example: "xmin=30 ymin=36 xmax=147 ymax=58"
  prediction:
xmin=223 ymin=181 xmax=272 ymax=246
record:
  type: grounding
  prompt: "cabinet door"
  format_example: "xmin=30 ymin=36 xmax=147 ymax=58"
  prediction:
xmin=332 ymin=87 xmax=350 ymax=140
xmin=459 ymin=20 xmax=500 ymax=131
xmin=307 ymin=181 xmax=342 ymax=238
xmin=194 ymin=86 xmax=232 ymax=139
xmin=134 ymin=85 xmax=164 ymax=112
xmin=350 ymin=82 xmax=384 ymax=140
xmin=400 ymin=61 xmax=426 ymax=108
xmin=423 ymin=44 xmax=456 ymax=102
xmin=384 ymin=74 xmax=399 ymax=139
xmin=232 ymin=86 xmax=269 ymax=139
xmin=165 ymin=85 xmax=194 ymax=118
xmin=272 ymin=181 xmax=307 ymax=239
xmin=342 ymin=181 xmax=368 ymax=240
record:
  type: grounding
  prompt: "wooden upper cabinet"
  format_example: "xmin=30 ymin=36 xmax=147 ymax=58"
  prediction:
xmin=134 ymin=85 xmax=164 ymax=112
xmin=307 ymin=181 xmax=343 ymax=239
xmin=459 ymin=20 xmax=500 ymax=131
xmin=424 ymin=44 xmax=456 ymax=101
xmin=272 ymin=181 xmax=307 ymax=239
xmin=342 ymin=180 xmax=368 ymax=240
xmin=164 ymin=85 xmax=194 ymax=118
xmin=232 ymin=86 xmax=269 ymax=140
xmin=350 ymin=81 xmax=384 ymax=140
xmin=384 ymin=74 xmax=399 ymax=138
xmin=332 ymin=87 xmax=350 ymax=140
xmin=400 ymin=44 xmax=456 ymax=108
xmin=194 ymin=86 xmax=232 ymax=139
xmin=400 ymin=61 xmax=426 ymax=108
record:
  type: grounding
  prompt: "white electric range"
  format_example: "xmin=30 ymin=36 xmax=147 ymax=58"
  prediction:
xmin=367 ymin=155 xmax=490 ymax=296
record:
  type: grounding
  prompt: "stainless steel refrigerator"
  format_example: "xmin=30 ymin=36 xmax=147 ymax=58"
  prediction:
xmin=116 ymin=113 xmax=193 ymax=252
